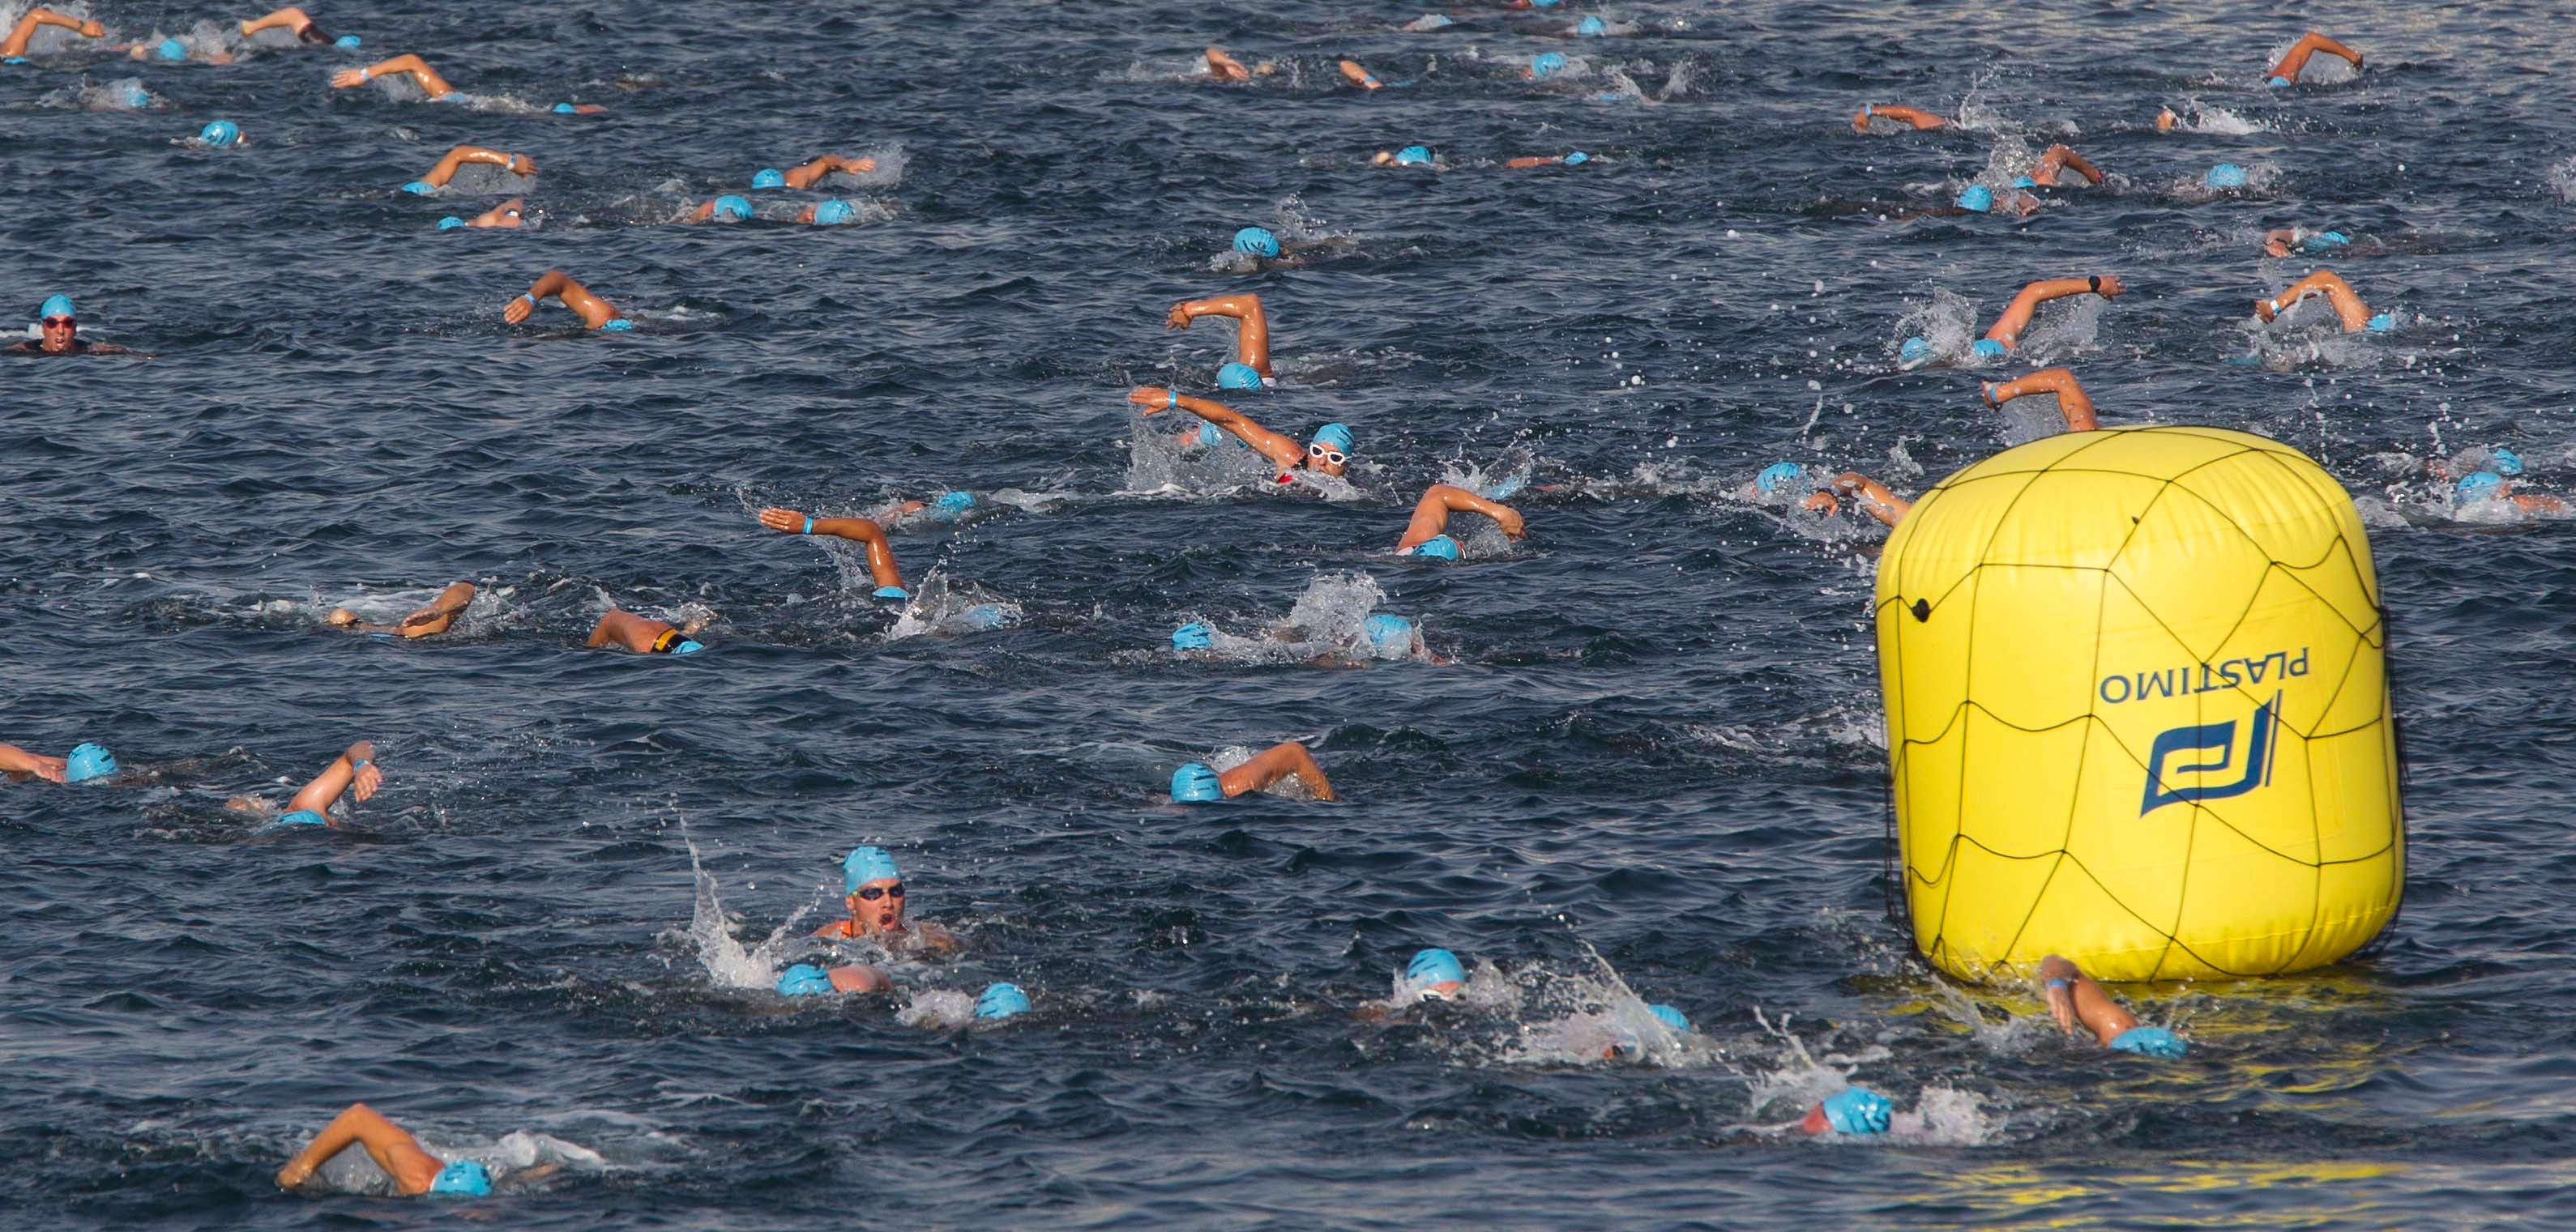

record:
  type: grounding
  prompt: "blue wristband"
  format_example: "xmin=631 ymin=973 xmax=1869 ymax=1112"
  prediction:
xmin=801 ymin=517 xmax=814 ymax=535
xmin=520 ymin=292 xmax=538 ymax=307
xmin=2045 ymin=978 xmax=2069 ymax=991
xmin=1168 ymin=389 xmax=1178 ymax=408
xmin=352 ymin=759 xmax=370 ymax=769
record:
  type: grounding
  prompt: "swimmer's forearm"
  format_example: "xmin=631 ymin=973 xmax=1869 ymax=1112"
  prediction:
xmin=1431 ymin=484 xmax=1510 ymax=521
xmin=240 ymin=7 xmax=312 ymax=36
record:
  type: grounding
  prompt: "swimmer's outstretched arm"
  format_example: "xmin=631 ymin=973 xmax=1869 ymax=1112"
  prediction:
xmin=1338 ymin=58 xmax=1383 ymax=90
xmin=1206 ymin=47 xmax=1275 ymax=81
xmin=2031 ymin=144 xmax=2104 ymax=186
xmin=468 ymin=197 xmax=526 ymax=228
xmin=1810 ymin=472 xmax=1911 ymax=527
xmin=1130 ymin=387 xmax=1302 ymax=472
xmin=2037 ymin=954 xmax=2140 ymax=1047
xmin=2266 ymin=32 xmax=2362 ymax=83
xmin=284 ymin=740 xmax=381 ymax=821
xmin=240 ymin=6 xmax=329 ymax=42
xmin=1164 ymin=293 xmax=1271 ymax=376
xmin=1395 ymin=484 xmax=1527 ymax=552
xmin=1 ymin=9 xmax=105 ymax=58
xmin=755 ymin=507 xmax=906 ymax=593
xmin=0 ymin=743 xmax=70 ymax=784
xmin=276 ymin=1102 xmax=446 ymax=1195
xmin=327 ymin=581 xmax=476 ymax=637
xmin=585 ymin=607 xmax=698 ymax=652
xmin=782 ymin=155 xmax=876 ymax=190
xmin=1984 ymin=275 xmax=2125 ymax=350
xmin=1982 ymin=368 xmax=2098 ymax=431
xmin=827 ymin=964 xmax=891 ymax=993
xmin=331 ymin=54 xmax=455 ymax=99
xmin=502 ymin=270 xmax=622 ymax=330
xmin=1852 ymin=104 xmax=1946 ymax=133
xmin=1220 ymin=740 xmax=1337 ymax=801
xmin=417 ymin=145 xmax=535 ymax=188
xmin=2254 ymin=270 xmax=2372 ymax=331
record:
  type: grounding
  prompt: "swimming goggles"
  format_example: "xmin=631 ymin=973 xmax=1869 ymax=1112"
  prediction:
xmin=854 ymin=883 xmax=905 ymax=902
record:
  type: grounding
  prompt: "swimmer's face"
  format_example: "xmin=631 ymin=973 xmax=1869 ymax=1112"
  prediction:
xmin=1416 ymin=979 xmax=1465 ymax=1002
xmin=1305 ymin=439 xmax=1349 ymax=478
xmin=39 ymin=313 xmax=76 ymax=352
xmin=847 ymin=877 xmax=907 ymax=934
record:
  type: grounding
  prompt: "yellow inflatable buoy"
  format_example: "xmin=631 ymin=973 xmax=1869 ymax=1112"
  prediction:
xmin=1875 ymin=426 xmax=2403 ymax=983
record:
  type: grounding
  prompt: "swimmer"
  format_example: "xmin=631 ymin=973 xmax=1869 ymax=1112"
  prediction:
xmin=1168 ymin=741 xmax=1338 ymax=803
xmin=1800 ymin=472 xmax=1912 ymax=528
xmin=1221 ymin=225 xmax=1347 ymax=271
xmin=2263 ymin=31 xmax=2362 ymax=87
xmin=445 ymin=197 xmax=527 ymax=230
xmin=331 ymin=53 xmax=456 ymax=98
xmin=1163 ymin=292 xmax=1271 ymax=386
xmin=754 ymin=507 xmax=911 ymax=599
xmin=797 ymin=200 xmax=867 ymax=225
xmin=2252 ymin=270 xmax=2392 ymax=333
xmin=1338 ymin=58 xmax=1384 ymax=90
xmin=586 ymin=608 xmax=703 ymax=654
xmin=225 ymin=740 xmax=381 ymax=828
xmin=812 ymin=846 xmax=962 ymax=955
xmin=689 ymin=194 xmax=754 ymax=224
xmin=1983 ymin=274 xmax=2125 ymax=353
xmin=2038 ymin=954 xmax=2189 ymax=1059
xmin=325 ymin=581 xmax=476 ymax=638
xmin=2262 ymin=227 xmax=2355 ymax=258
xmin=2454 ymin=471 xmax=2566 ymax=515
xmin=1170 ymin=611 xmax=1436 ymax=664
xmin=1796 ymin=1088 xmax=1898 ymax=1137
xmin=1204 ymin=47 xmax=1275 ymax=81
xmin=9 ymin=296 xmax=140 ymax=357
xmin=1130 ymin=388 xmax=1353 ymax=483
xmin=238 ymin=6 xmax=344 ymax=45
xmin=0 ymin=742 xmax=75 ymax=783
xmin=1395 ymin=484 xmax=1527 ymax=559
xmin=501 ymin=270 xmax=631 ymax=331
xmin=748 ymin=154 xmax=877 ymax=190
xmin=2023 ymin=143 xmax=2105 ymax=188
xmin=1980 ymin=367 xmax=2099 ymax=431
xmin=277 ymin=1102 xmax=551 ymax=1197
xmin=120 ymin=32 xmax=235 ymax=63
xmin=1600 ymin=1003 xmax=1694 ymax=1059
xmin=1504 ymin=151 xmax=1590 ymax=168
xmin=1850 ymin=103 xmax=1947 ymax=133
xmin=1370 ymin=145 xmax=1437 ymax=168
xmin=1 ymin=8 xmax=105 ymax=60
xmin=403 ymin=144 xmax=535 ymax=194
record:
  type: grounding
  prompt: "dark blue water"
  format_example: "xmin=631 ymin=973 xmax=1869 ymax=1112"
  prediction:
xmin=6 ymin=1 xmax=2574 ymax=1226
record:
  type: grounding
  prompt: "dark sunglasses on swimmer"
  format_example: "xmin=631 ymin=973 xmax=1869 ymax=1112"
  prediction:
xmin=1307 ymin=443 xmax=1348 ymax=466
xmin=854 ymin=882 xmax=905 ymax=902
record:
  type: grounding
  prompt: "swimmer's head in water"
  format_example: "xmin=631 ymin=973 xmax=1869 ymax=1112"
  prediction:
xmin=2266 ymin=75 xmax=2292 ymax=88
xmin=775 ymin=964 xmax=834 ymax=997
xmin=1531 ymin=52 xmax=1567 ymax=79
xmin=1972 ymin=339 xmax=2007 ymax=360
xmin=1755 ymin=462 xmax=1805 ymax=495
xmin=122 ymin=85 xmax=152 ymax=108
xmin=873 ymin=584 xmax=910 ymax=601
xmin=1395 ymin=145 xmax=1433 ymax=167
xmin=2309 ymin=230 xmax=2351 ymax=249
xmin=2206 ymin=163 xmax=2249 ymax=190
xmin=428 ymin=1159 xmax=492 ymax=1198
xmin=1232 ymin=226 xmax=1280 ymax=258
xmin=1307 ymin=423 xmax=1354 ymax=475
xmin=40 ymin=294 xmax=75 ymax=322
xmin=552 ymin=101 xmax=577 ymax=113
xmin=1954 ymin=185 xmax=1993 ymax=213
xmin=336 ymin=35 xmax=361 ymax=49
xmin=1364 ymin=613 xmax=1416 ymax=655
xmin=812 ymin=199 xmax=857 ymax=225
xmin=1170 ymin=762 xmax=1223 ymax=803
xmin=673 ymin=639 xmax=703 ymax=654
xmin=710 ymin=194 xmax=753 ymax=221
xmin=2011 ymin=175 xmax=2036 ymax=189
xmin=599 ymin=318 xmax=634 ymax=332
xmin=156 ymin=37 xmax=186 ymax=62
xmin=843 ymin=846 xmax=902 ymax=896
xmin=438 ymin=215 xmax=465 ymax=230
xmin=2366 ymin=312 xmax=2397 ymax=333
xmin=955 ymin=604 xmax=1007 ymax=632
xmin=2492 ymin=447 xmax=2524 ymax=476
xmin=2456 ymin=471 xmax=2505 ymax=504
xmin=1171 ymin=621 xmax=1215 ymax=651
xmin=1647 ymin=1003 xmax=1690 ymax=1033
xmin=976 ymin=982 xmax=1031 ymax=1021
xmin=1216 ymin=361 xmax=1265 ymax=391
xmin=401 ymin=180 xmax=435 ymax=195
xmin=65 ymin=741 xmax=114 ymax=783
xmin=1899 ymin=336 xmax=1933 ymax=367
xmin=1575 ymin=15 xmax=1606 ymax=35
xmin=1409 ymin=534 xmax=1462 ymax=561
xmin=277 ymin=809 xmax=327 ymax=827
xmin=199 ymin=120 xmax=240 ymax=147
xmin=1820 ymin=1087 xmax=1891 ymax=1136
xmin=751 ymin=168 xmax=786 ymax=189
xmin=1562 ymin=151 xmax=1589 ymax=165
xmin=930 ymin=489 xmax=976 ymax=519
xmin=2108 ymin=1025 xmax=2188 ymax=1059
xmin=1405 ymin=948 xmax=1467 ymax=999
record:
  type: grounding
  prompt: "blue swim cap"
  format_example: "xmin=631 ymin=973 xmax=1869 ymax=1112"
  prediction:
xmin=2492 ymin=447 xmax=2524 ymax=476
xmin=2456 ymin=471 xmax=2504 ymax=503
xmin=1954 ymin=185 xmax=1993 ymax=213
xmin=957 ymin=604 xmax=1007 ymax=631
xmin=122 ymin=86 xmax=151 ymax=108
xmin=1311 ymin=423 xmax=1354 ymax=454
xmin=976 ymin=982 xmax=1032 ymax=1021
xmin=156 ymin=37 xmax=186 ymax=62
xmin=873 ymin=585 xmax=910 ymax=601
xmin=438 ymin=216 xmax=465 ymax=230
xmin=1755 ymin=462 xmax=1804 ymax=495
xmin=1232 ymin=226 xmax=1280 ymax=258
xmin=1170 ymin=761 xmax=1223 ymax=803
xmin=1217 ymin=361 xmax=1265 ymax=390
xmin=2314 ymin=230 xmax=2350 ymax=247
xmin=1409 ymin=534 xmax=1461 ymax=561
xmin=1647 ymin=1003 xmax=1690 ymax=1033
xmin=276 ymin=809 xmax=327 ymax=827
xmin=1563 ymin=151 xmax=1589 ymax=165
xmin=1364 ymin=613 xmax=1416 ymax=654
xmin=400 ymin=180 xmax=435 ymax=195
xmin=199 ymin=120 xmax=240 ymax=147
xmin=1820 ymin=1087 xmax=1892 ymax=1135
xmin=428 ymin=1159 xmax=492 ymax=1197
xmin=552 ymin=101 xmax=577 ymax=113
xmin=752 ymin=168 xmax=786 ymax=189
xmin=2206 ymin=163 xmax=2249 ymax=189
xmin=336 ymin=35 xmax=361 ymax=49
xmin=844 ymin=846 xmax=902 ymax=894
xmin=1395 ymin=145 xmax=1432 ymax=166
xmin=1533 ymin=0 xmax=1560 ymax=6
xmin=599 ymin=318 xmax=634 ymax=332
xmin=1416 ymin=14 xmax=1454 ymax=29
xmin=673 ymin=640 xmax=704 ymax=654
xmin=813 ymin=199 xmax=857 ymax=225
xmin=775 ymin=964 xmax=834 ymax=996
xmin=3 ymin=57 xmax=25 ymax=65
xmin=2365 ymin=312 xmax=2397 ymax=333
xmin=2108 ymin=1025 xmax=2189 ymax=1059
xmin=711 ymin=194 xmax=752 ymax=221
xmin=2266 ymin=75 xmax=2291 ymax=87
xmin=1972 ymin=338 xmax=2007 ymax=359
xmin=2011 ymin=175 xmax=2036 ymax=189
xmin=1171 ymin=621 xmax=1215 ymax=650
xmin=1899 ymin=336 xmax=1932 ymax=365
xmin=1196 ymin=421 xmax=1225 ymax=448
xmin=39 ymin=294 xmax=75 ymax=321
xmin=1532 ymin=52 xmax=1566 ymax=79
xmin=1483 ymin=474 xmax=1527 ymax=499
xmin=65 ymin=742 xmax=113 ymax=782
xmin=932 ymin=490 xmax=976 ymax=518
xmin=1576 ymin=15 xmax=1606 ymax=36
xmin=1407 ymin=948 xmax=1467 ymax=989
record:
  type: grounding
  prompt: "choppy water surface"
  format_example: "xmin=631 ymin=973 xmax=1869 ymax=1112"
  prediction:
xmin=6 ymin=1 xmax=2574 ymax=1226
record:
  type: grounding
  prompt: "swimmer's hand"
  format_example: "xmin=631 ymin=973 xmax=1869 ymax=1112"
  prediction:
xmin=349 ymin=759 xmax=382 ymax=804
xmin=756 ymin=506 xmax=812 ymax=535
xmin=1128 ymin=386 xmax=1175 ymax=414
xmin=1164 ymin=303 xmax=1195 ymax=330
xmin=80 ymin=19 xmax=104 ymax=36
xmin=276 ymin=1160 xmax=317 ymax=1189
xmin=1801 ymin=491 xmax=1840 ymax=516
xmin=325 ymin=608 xmax=359 ymax=627
xmin=2092 ymin=275 xmax=2126 ymax=298
xmin=1491 ymin=507 xmax=1527 ymax=539
xmin=329 ymin=66 xmax=369 ymax=88
xmin=502 ymin=296 xmax=536 ymax=325
xmin=17 ymin=753 xmax=70 ymax=784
